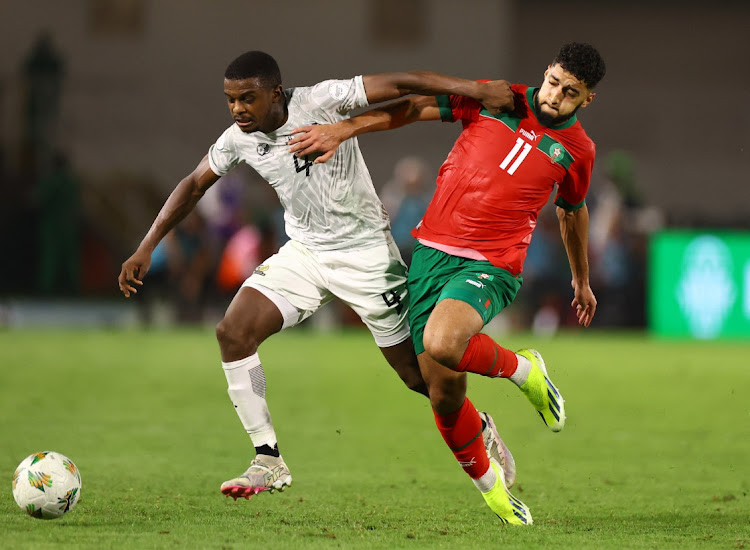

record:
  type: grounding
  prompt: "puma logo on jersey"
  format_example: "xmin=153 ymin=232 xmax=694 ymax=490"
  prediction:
xmin=519 ymin=128 xmax=541 ymax=142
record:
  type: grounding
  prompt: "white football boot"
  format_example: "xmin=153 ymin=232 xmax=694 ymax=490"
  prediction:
xmin=221 ymin=455 xmax=292 ymax=500
xmin=479 ymin=411 xmax=517 ymax=489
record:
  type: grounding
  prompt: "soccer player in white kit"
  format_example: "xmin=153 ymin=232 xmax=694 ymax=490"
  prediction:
xmin=118 ymin=51 xmax=516 ymax=500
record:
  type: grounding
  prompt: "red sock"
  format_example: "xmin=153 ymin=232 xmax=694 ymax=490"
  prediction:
xmin=454 ymin=333 xmax=518 ymax=378
xmin=433 ymin=398 xmax=489 ymax=479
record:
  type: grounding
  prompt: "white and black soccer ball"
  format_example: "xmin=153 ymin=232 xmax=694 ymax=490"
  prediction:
xmin=12 ymin=451 xmax=81 ymax=519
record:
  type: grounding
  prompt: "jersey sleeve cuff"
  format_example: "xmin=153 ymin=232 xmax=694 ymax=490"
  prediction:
xmin=436 ymin=95 xmax=454 ymax=122
xmin=353 ymin=75 xmax=369 ymax=107
xmin=207 ymin=147 xmax=227 ymax=177
xmin=554 ymin=196 xmax=586 ymax=211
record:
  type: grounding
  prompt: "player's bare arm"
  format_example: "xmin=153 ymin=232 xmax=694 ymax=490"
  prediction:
xmin=359 ymin=71 xmax=513 ymax=115
xmin=556 ymin=204 xmax=597 ymax=327
xmin=118 ymin=155 xmax=220 ymax=297
xmin=289 ymin=95 xmax=440 ymax=163
xmin=290 ymin=72 xmax=513 ymax=162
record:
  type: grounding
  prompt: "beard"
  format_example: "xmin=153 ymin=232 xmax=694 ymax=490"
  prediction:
xmin=533 ymin=91 xmax=578 ymax=126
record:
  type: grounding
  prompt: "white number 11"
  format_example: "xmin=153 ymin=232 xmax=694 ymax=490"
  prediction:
xmin=499 ymin=137 xmax=531 ymax=175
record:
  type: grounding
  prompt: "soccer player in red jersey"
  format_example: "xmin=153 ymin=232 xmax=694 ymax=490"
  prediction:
xmin=289 ymin=43 xmax=606 ymax=524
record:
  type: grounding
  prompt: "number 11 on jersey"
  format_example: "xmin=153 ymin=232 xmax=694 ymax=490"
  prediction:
xmin=499 ymin=137 xmax=532 ymax=175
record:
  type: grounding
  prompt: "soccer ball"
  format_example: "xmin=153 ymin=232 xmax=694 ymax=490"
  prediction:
xmin=12 ymin=451 xmax=81 ymax=520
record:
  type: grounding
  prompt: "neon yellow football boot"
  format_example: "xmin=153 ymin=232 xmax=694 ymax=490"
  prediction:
xmin=517 ymin=349 xmax=565 ymax=432
xmin=480 ymin=458 xmax=532 ymax=525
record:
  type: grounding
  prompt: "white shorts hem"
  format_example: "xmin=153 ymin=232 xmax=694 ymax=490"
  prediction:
xmin=373 ymin=325 xmax=411 ymax=348
xmin=242 ymin=281 xmax=301 ymax=330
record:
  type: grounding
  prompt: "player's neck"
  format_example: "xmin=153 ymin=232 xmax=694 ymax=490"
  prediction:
xmin=260 ymin=97 xmax=289 ymax=134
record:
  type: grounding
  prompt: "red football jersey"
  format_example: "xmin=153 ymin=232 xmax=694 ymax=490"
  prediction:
xmin=413 ymin=84 xmax=595 ymax=276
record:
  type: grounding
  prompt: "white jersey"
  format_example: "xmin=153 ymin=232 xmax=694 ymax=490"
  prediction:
xmin=208 ymin=76 xmax=390 ymax=251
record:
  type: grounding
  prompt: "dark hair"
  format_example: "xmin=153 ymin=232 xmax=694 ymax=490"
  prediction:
xmin=224 ymin=51 xmax=282 ymax=88
xmin=553 ymin=43 xmax=606 ymax=88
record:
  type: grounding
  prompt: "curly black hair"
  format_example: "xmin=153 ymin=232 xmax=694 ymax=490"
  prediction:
xmin=224 ymin=51 xmax=282 ymax=88
xmin=553 ymin=43 xmax=606 ymax=88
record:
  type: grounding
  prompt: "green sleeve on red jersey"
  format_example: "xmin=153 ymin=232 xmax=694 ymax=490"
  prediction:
xmin=554 ymin=196 xmax=586 ymax=211
xmin=437 ymin=94 xmax=481 ymax=123
xmin=554 ymin=148 xmax=594 ymax=210
xmin=436 ymin=95 xmax=454 ymax=122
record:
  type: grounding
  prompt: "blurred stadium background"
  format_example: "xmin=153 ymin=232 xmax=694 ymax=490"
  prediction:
xmin=0 ymin=0 xmax=748 ymax=339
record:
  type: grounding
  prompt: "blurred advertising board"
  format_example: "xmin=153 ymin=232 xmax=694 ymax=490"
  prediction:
xmin=648 ymin=231 xmax=750 ymax=339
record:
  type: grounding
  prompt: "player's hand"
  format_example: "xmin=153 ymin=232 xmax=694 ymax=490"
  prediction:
xmin=288 ymin=123 xmax=346 ymax=164
xmin=477 ymin=80 xmax=514 ymax=115
xmin=571 ymin=280 xmax=597 ymax=327
xmin=118 ymin=250 xmax=151 ymax=298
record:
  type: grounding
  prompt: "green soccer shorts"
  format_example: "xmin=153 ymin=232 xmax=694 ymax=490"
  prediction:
xmin=407 ymin=243 xmax=523 ymax=355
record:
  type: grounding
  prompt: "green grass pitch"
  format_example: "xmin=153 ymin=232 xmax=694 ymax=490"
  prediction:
xmin=1 ymin=328 xmax=748 ymax=549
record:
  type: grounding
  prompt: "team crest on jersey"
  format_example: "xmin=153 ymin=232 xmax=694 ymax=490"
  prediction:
xmin=253 ymin=265 xmax=269 ymax=277
xmin=328 ymin=81 xmax=349 ymax=100
xmin=257 ymin=143 xmax=271 ymax=157
xmin=549 ymin=144 xmax=564 ymax=164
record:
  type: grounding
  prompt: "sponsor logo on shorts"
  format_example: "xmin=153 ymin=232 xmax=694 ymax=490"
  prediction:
xmin=253 ymin=265 xmax=269 ymax=276
xmin=466 ymin=279 xmax=485 ymax=289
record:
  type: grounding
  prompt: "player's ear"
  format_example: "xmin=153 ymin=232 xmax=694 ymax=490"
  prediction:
xmin=580 ymin=92 xmax=596 ymax=109
xmin=271 ymin=85 xmax=283 ymax=103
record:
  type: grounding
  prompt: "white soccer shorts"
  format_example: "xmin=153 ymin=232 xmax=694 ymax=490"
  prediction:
xmin=242 ymin=237 xmax=410 ymax=347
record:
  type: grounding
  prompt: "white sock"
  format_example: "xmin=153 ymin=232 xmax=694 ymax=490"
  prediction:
xmin=222 ymin=354 xmax=277 ymax=448
xmin=509 ymin=353 xmax=532 ymax=386
xmin=472 ymin=463 xmax=498 ymax=493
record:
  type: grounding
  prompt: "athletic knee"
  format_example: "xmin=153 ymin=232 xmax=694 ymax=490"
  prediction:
xmin=422 ymin=328 xmax=463 ymax=368
xmin=216 ymin=318 xmax=260 ymax=359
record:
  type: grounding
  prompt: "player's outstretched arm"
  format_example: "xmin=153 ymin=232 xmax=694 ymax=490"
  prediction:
xmin=289 ymin=95 xmax=439 ymax=163
xmin=118 ymin=155 xmax=220 ymax=297
xmin=556 ymin=204 xmax=597 ymax=327
xmin=361 ymin=71 xmax=513 ymax=115
xmin=290 ymin=72 xmax=515 ymax=163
